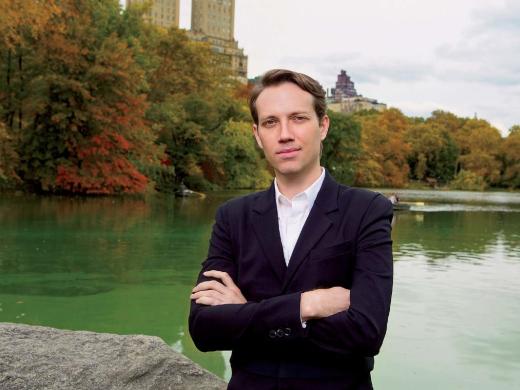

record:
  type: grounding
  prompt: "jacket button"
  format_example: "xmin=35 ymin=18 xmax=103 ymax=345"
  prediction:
xmin=269 ymin=330 xmax=277 ymax=339
xmin=284 ymin=327 xmax=292 ymax=336
xmin=276 ymin=329 xmax=285 ymax=337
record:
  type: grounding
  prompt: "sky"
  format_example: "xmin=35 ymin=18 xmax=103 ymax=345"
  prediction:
xmin=123 ymin=0 xmax=520 ymax=136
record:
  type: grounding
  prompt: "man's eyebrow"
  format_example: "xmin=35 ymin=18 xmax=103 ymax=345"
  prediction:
xmin=259 ymin=111 xmax=311 ymax=121
xmin=259 ymin=115 xmax=278 ymax=122
xmin=288 ymin=111 xmax=311 ymax=116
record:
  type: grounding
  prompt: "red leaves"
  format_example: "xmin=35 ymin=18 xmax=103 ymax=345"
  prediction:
xmin=55 ymin=130 xmax=148 ymax=194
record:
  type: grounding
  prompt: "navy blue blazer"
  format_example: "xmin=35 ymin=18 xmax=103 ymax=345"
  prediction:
xmin=189 ymin=171 xmax=393 ymax=381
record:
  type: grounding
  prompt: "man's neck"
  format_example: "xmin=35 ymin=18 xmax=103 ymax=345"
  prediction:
xmin=275 ymin=165 xmax=323 ymax=200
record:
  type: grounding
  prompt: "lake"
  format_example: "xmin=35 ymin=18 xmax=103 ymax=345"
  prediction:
xmin=0 ymin=189 xmax=519 ymax=389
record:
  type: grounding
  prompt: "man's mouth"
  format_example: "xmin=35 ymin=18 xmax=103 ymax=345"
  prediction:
xmin=276 ymin=147 xmax=301 ymax=156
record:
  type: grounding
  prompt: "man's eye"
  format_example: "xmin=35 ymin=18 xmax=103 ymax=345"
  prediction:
xmin=263 ymin=119 xmax=277 ymax=127
xmin=293 ymin=116 xmax=308 ymax=122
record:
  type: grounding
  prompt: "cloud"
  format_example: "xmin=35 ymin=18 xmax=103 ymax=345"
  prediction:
xmin=435 ymin=1 xmax=520 ymax=87
xmin=279 ymin=52 xmax=433 ymax=88
xmin=472 ymin=0 xmax=520 ymax=33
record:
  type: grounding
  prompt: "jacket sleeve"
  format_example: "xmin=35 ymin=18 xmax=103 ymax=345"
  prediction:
xmin=188 ymin=204 xmax=308 ymax=352
xmin=305 ymin=194 xmax=394 ymax=357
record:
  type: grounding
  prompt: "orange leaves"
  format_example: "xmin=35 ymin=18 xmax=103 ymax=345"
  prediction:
xmin=355 ymin=109 xmax=411 ymax=188
xmin=55 ymin=130 xmax=147 ymax=195
xmin=453 ymin=119 xmax=503 ymax=185
xmin=0 ymin=0 xmax=61 ymax=48
xmin=56 ymin=161 xmax=148 ymax=195
xmin=76 ymin=132 xmax=132 ymax=159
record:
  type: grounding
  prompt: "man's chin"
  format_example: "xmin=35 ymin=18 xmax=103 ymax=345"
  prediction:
xmin=273 ymin=164 xmax=303 ymax=177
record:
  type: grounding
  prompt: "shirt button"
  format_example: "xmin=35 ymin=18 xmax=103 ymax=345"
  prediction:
xmin=269 ymin=330 xmax=277 ymax=339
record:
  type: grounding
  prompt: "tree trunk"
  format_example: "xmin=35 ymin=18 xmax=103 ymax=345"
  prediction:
xmin=6 ymin=48 xmax=14 ymax=130
xmin=18 ymin=52 xmax=23 ymax=131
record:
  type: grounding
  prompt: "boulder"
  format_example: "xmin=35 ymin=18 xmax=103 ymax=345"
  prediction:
xmin=0 ymin=322 xmax=226 ymax=390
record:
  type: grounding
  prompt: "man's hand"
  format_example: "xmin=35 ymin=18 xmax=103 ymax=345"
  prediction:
xmin=191 ymin=270 xmax=247 ymax=306
xmin=300 ymin=287 xmax=350 ymax=321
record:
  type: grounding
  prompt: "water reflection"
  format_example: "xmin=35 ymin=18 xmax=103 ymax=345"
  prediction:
xmin=392 ymin=211 xmax=520 ymax=261
xmin=1 ymin=192 xmax=519 ymax=387
xmin=379 ymin=230 xmax=520 ymax=389
xmin=377 ymin=188 xmax=520 ymax=205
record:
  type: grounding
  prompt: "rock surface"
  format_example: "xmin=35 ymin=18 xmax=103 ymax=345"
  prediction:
xmin=0 ymin=322 xmax=226 ymax=390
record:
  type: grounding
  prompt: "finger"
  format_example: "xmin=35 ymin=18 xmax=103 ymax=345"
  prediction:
xmin=203 ymin=270 xmax=237 ymax=289
xmin=191 ymin=290 xmax=223 ymax=302
xmin=192 ymin=280 xmax=227 ymax=294
xmin=194 ymin=289 xmax=225 ymax=306
xmin=191 ymin=289 xmax=223 ymax=299
xmin=195 ymin=296 xmax=217 ymax=306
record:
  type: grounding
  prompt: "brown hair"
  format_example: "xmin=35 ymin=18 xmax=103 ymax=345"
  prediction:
xmin=249 ymin=69 xmax=327 ymax=125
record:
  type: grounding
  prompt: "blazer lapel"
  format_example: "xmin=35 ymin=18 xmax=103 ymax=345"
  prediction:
xmin=282 ymin=171 xmax=340 ymax=291
xmin=252 ymin=183 xmax=286 ymax=284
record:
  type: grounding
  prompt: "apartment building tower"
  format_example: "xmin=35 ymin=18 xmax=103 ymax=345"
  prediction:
xmin=190 ymin=0 xmax=248 ymax=82
xmin=126 ymin=0 xmax=180 ymax=29
xmin=191 ymin=0 xmax=235 ymax=40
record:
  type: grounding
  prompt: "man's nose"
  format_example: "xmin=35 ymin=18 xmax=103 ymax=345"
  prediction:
xmin=278 ymin=119 xmax=294 ymax=142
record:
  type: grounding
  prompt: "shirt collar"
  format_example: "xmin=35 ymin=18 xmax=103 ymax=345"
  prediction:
xmin=274 ymin=167 xmax=325 ymax=207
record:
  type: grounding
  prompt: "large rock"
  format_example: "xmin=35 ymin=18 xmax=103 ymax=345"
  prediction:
xmin=0 ymin=323 xmax=226 ymax=390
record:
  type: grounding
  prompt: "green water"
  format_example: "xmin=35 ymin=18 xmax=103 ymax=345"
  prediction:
xmin=1 ymin=190 xmax=519 ymax=388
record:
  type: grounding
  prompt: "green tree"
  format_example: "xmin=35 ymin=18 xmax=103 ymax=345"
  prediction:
xmin=406 ymin=122 xmax=458 ymax=183
xmin=321 ymin=111 xmax=361 ymax=185
xmin=214 ymin=120 xmax=271 ymax=189
xmin=0 ymin=114 xmax=20 ymax=188
xmin=143 ymin=26 xmax=248 ymax=189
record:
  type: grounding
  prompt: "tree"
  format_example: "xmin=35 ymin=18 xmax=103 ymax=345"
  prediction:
xmin=9 ymin=0 xmax=163 ymax=193
xmin=214 ymin=120 xmax=271 ymax=189
xmin=452 ymin=119 xmax=502 ymax=187
xmin=144 ymin=27 xmax=248 ymax=188
xmin=0 ymin=116 xmax=20 ymax=188
xmin=0 ymin=0 xmax=61 ymax=131
xmin=405 ymin=122 xmax=458 ymax=183
xmin=428 ymin=110 xmax=466 ymax=134
xmin=500 ymin=125 xmax=520 ymax=188
xmin=354 ymin=109 xmax=411 ymax=187
xmin=321 ymin=111 xmax=361 ymax=185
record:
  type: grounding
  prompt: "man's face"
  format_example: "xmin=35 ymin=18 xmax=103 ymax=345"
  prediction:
xmin=253 ymin=82 xmax=329 ymax=179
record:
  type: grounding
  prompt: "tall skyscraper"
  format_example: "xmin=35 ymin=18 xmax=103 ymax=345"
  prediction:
xmin=191 ymin=0 xmax=234 ymax=41
xmin=126 ymin=0 xmax=180 ymax=29
xmin=190 ymin=0 xmax=248 ymax=82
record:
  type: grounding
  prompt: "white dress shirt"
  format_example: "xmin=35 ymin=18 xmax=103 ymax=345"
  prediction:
xmin=274 ymin=168 xmax=326 ymax=265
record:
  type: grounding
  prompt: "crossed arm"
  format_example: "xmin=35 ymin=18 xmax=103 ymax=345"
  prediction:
xmin=189 ymin=194 xmax=393 ymax=356
xmin=191 ymin=270 xmax=350 ymax=321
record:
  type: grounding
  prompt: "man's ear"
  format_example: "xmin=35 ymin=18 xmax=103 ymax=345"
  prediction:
xmin=319 ymin=114 xmax=330 ymax=141
xmin=253 ymin=124 xmax=263 ymax=149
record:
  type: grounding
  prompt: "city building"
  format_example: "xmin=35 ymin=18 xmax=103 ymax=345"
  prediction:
xmin=126 ymin=0 xmax=180 ymax=29
xmin=328 ymin=70 xmax=386 ymax=114
xmin=328 ymin=96 xmax=387 ymax=114
xmin=189 ymin=0 xmax=248 ymax=83
xmin=332 ymin=69 xmax=358 ymax=100
xmin=191 ymin=0 xmax=235 ymax=41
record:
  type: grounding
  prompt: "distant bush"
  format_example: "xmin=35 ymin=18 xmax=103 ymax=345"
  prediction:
xmin=450 ymin=170 xmax=486 ymax=191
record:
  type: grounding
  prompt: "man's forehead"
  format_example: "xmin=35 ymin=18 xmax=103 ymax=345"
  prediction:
xmin=256 ymin=82 xmax=314 ymax=118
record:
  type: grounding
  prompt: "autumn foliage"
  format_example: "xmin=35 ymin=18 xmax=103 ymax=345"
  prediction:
xmin=55 ymin=131 xmax=148 ymax=194
xmin=0 ymin=1 xmax=518 ymax=193
xmin=348 ymin=109 xmax=518 ymax=190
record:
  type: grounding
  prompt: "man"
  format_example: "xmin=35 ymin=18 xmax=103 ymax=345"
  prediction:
xmin=189 ymin=69 xmax=393 ymax=389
